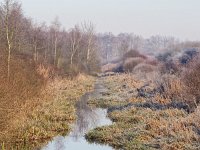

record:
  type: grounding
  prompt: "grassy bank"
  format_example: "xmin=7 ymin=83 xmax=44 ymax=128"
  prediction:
xmin=86 ymin=74 xmax=200 ymax=150
xmin=0 ymin=73 xmax=94 ymax=149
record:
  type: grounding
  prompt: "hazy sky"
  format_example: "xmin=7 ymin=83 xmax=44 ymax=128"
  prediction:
xmin=17 ymin=0 xmax=200 ymax=40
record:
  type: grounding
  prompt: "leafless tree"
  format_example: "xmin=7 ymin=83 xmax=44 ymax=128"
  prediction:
xmin=68 ymin=25 xmax=83 ymax=66
xmin=0 ymin=0 xmax=22 ymax=81
xmin=82 ymin=22 xmax=96 ymax=64
xmin=51 ymin=17 xmax=61 ymax=66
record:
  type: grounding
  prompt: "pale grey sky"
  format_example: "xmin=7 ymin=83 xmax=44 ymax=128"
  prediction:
xmin=17 ymin=0 xmax=200 ymax=40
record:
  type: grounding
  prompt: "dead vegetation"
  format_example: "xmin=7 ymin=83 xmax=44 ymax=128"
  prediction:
xmin=86 ymin=53 xmax=200 ymax=150
xmin=183 ymin=56 xmax=200 ymax=104
xmin=0 ymin=53 xmax=95 ymax=149
xmin=0 ymin=55 xmax=44 ymax=133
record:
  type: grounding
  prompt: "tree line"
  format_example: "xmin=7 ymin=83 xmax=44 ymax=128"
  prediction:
xmin=0 ymin=0 xmax=100 ymax=80
xmin=1 ymin=0 xmax=200 ymax=80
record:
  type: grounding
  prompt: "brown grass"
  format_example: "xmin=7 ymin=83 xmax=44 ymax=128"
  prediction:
xmin=1 ymin=74 xmax=94 ymax=149
xmin=86 ymin=75 xmax=200 ymax=150
xmin=160 ymin=74 xmax=184 ymax=100
xmin=0 ymin=54 xmax=95 ymax=148
xmin=0 ymin=55 xmax=44 ymax=132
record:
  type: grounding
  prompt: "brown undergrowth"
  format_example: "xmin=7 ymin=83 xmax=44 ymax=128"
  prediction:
xmin=0 ymin=54 xmax=95 ymax=149
xmin=86 ymin=73 xmax=200 ymax=150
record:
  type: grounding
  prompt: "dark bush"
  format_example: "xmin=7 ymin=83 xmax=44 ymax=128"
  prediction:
xmin=123 ymin=49 xmax=147 ymax=60
xmin=179 ymin=49 xmax=198 ymax=65
xmin=160 ymin=60 xmax=180 ymax=74
xmin=157 ymin=52 xmax=172 ymax=62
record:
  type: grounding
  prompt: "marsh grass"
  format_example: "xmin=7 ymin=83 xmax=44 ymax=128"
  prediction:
xmin=86 ymin=74 xmax=200 ymax=150
xmin=0 ymin=58 xmax=95 ymax=149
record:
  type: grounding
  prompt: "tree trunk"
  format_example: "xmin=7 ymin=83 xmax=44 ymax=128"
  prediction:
xmin=34 ymin=44 xmax=37 ymax=61
xmin=70 ymin=53 xmax=74 ymax=65
xmin=86 ymin=38 xmax=92 ymax=64
xmin=54 ymin=36 xmax=57 ymax=66
xmin=6 ymin=25 xmax=11 ymax=81
xmin=86 ymin=47 xmax=90 ymax=64
xmin=7 ymin=46 xmax=11 ymax=82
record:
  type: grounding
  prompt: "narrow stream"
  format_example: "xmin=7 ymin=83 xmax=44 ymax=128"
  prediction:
xmin=42 ymin=80 xmax=113 ymax=150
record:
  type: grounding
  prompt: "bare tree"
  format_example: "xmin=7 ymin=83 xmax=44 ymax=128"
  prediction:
xmin=0 ymin=0 xmax=22 ymax=81
xmin=82 ymin=22 xmax=96 ymax=64
xmin=51 ymin=17 xmax=60 ymax=66
xmin=68 ymin=25 xmax=83 ymax=66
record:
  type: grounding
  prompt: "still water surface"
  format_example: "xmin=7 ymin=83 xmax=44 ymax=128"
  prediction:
xmin=42 ymin=81 xmax=113 ymax=150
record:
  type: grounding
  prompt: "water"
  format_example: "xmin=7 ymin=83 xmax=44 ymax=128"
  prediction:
xmin=42 ymin=80 xmax=113 ymax=150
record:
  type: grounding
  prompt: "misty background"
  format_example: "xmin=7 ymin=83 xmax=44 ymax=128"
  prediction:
xmin=20 ymin=0 xmax=200 ymax=41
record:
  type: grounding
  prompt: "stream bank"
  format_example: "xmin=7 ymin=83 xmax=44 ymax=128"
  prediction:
xmin=42 ymin=79 xmax=113 ymax=150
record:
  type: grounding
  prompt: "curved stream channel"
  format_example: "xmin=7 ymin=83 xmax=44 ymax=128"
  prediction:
xmin=42 ymin=79 xmax=113 ymax=150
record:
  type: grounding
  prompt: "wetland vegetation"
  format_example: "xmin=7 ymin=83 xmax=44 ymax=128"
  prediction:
xmin=0 ymin=0 xmax=200 ymax=149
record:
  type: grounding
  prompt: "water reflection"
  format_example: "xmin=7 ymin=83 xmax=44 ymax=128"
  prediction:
xmin=71 ymin=93 xmax=98 ymax=140
xmin=42 ymin=81 xmax=113 ymax=150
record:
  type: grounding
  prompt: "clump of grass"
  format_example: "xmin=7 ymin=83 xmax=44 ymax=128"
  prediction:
xmin=86 ymin=74 xmax=200 ymax=150
xmin=87 ymin=106 xmax=199 ymax=150
xmin=88 ymin=74 xmax=143 ymax=109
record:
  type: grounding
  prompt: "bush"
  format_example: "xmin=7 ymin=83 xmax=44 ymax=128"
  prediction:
xmin=145 ymin=59 xmax=158 ymax=66
xmin=159 ymin=74 xmax=184 ymax=100
xmin=183 ymin=56 xmax=200 ymax=104
xmin=65 ymin=64 xmax=81 ymax=76
xmin=179 ymin=49 xmax=198 ymax=65
xmin=133 ymin=63 xmax=156 ymax=73
xmin=101 ymin=63 xmax=120 ymax=72
xmin=123 ymin=49 xmax=147 ymax=60
xmin=123 ymin=57 xmax=144 ymax=72
xmin=160 ymin=60 xmax=180 ymax=74
xmin=157 ymin=52 xmax=172 ymax=62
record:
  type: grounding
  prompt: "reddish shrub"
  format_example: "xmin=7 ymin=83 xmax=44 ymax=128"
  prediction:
xmin=133 ymin=63 xmax=156 ymax=73
xmin=123 ymin=49 xmax=147 ymax=60
xmin=101 ymin=63 xmax=120 ymax=72
xmin=145 ymin=59 xmax=158 ymax=66
xmin=123 ymin=57 xmax=144 ymax=72
xmin=160 ymin=60 xmax=180 ymax=74
xmin=183 ymin=55 xmax=200 ymax=103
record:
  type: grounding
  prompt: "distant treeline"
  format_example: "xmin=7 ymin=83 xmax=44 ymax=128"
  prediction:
xmin=1 ymin=0 xmax=200 ymax=79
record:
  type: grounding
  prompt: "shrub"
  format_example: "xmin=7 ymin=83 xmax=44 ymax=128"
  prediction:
xmin=36 ymin=64 xmax=56 ymax=79
xmin=123 ymin=57 xmax=144 ymax=72
xmin=101 ymin=63 xmax=122 ymax=73
xmin=160 ymin=60 xmax=180 ymax=74
xmin=145 ymin=59 xmax=158 ymax=66
xmin=179 ymin=49 xmax=198 ymax=65
xmin=65 ymin=64 xmax=81 ymax=76
xmin=123 ymin=49 xmax=147 ymax=60
xmin=183 ymin=55 xmax=200 ymax=104
xmin=133 ymin=63 xmax=156 ymax=73
xmin=160 ymin=74 xmax=184 ymax=100
xmin=157 ymin=52 xmax=172 ymax=62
